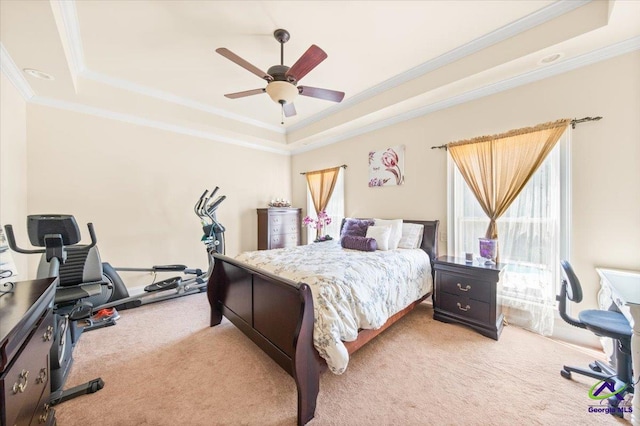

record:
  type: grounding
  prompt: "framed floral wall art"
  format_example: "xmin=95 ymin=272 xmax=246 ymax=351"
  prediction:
xmin=368 ymin=145 xmax=405 ymax=187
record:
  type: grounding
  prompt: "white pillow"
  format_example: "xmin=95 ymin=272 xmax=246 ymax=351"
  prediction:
xmin=374 ymin=219 xmax=403 ymax=250
xmin=398 ymin=223 xmax=424 ymax=249
xmin=366 ymin=225 xmax=392 ymax=251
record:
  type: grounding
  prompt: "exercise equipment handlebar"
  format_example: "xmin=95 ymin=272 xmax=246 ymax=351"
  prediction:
xmin=4 ymin=222 xmax=98 ymax=254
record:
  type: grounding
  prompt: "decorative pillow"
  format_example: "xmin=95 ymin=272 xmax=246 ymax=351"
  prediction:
xmin=341 ymin=218 xmax=374 ymax=239
xmin=365 ymin=225 xmax=392 ymax=251
xmin=341 ymin=235 xmax=377 ymax=252
xmin=374 ymin=219 xmax=403 ymax=250
xmin=398 ymin=223 xmax=425 ymax=249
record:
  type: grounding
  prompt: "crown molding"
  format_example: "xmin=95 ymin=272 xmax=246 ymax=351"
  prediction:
xmin=57 ymin=0 xmax=285 ymax=134
xmin=0 ymin=43 xmax=35 ymax=100
xmin=287 ymin=0 xmax=592 ymax=133
xmin=2 ymin=41 xmax=287 ymax=154
xmin=80 ymin=69 xmax=286 ymax=134
xmin=53 ymin=0 xmax=591 ymax=137
xmin=5 ymin=35 xmax=638 ymax=158
xmin=54 ymin=0 xmax=86 ymax=74
xmin=29 ymin=96 xmax=290 ymax=156
xmin=291 ymin=36 xmax=640 ymax=155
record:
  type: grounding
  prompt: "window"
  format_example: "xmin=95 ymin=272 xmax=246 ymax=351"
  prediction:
xmin=448 ymin=132 xmax=570 ymax=335
xmin=306 ymin=168 xmax=345 ymax=243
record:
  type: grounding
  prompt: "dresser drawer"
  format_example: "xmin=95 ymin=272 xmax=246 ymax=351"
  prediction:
xmin=2 ymin=309 xmax=54 ymax=426
xmin=269 ymin=213 xmax=298 ymax=230
xmin=437 ymin=271 xmax=491 ymax=303
xmin=437 ymin=292 xmax=491 ymax=324
xmin=269 ymin=220 xmax=299 ymax=236
xmin=270 ymin=233 xmax=299 ymax=249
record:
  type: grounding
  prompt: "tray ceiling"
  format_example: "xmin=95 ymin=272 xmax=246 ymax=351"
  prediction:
xmin=1 ymin=1 xmax=639 ymax=153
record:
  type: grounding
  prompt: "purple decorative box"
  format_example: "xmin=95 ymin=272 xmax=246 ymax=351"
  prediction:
xmin=478 ymin=238 xmax=497 ymax=261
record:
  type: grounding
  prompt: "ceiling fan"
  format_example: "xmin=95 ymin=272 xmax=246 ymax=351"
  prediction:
xmin=216 ymin=29 xmax=345 ymax=122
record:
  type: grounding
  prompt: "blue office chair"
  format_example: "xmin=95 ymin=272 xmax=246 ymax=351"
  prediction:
xmin=557 ymin=260 xmax=633 ymax=416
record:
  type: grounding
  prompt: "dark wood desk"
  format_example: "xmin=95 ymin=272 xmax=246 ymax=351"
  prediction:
xmin=1 ymin=277 xmax=58 ymax=426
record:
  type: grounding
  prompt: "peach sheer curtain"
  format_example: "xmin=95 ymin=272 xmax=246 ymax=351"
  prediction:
xmin=447 ymin=119 xmax=571 ymax=253
xmin=305 ymin=166 xmax=341 ymax=216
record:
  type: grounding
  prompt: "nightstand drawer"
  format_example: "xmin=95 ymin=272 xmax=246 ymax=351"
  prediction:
xmin=437 ymin=293 xmax=491 ymax=324
xmin=438 ymin=271 xmax=491 ymax=303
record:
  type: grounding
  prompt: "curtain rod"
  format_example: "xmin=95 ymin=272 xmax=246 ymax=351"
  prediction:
xmin=300 ymin=164 xmax=347 ymax=175
xmin=430 ymin=116 xmax=603 ymax=150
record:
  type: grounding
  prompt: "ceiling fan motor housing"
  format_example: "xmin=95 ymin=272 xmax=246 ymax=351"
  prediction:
xmin=267 ymin=65 xmax=292 ymax=82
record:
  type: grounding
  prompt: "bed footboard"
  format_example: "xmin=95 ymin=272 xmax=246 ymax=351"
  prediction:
xmin=207 ymin=253 xmax=321 ymax=425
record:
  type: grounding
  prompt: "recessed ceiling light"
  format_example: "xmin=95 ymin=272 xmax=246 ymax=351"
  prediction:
xmin=23 ymin=68 xmax=55 ymax=80
xmin=539 ymin=53 xmax=564 ymax=65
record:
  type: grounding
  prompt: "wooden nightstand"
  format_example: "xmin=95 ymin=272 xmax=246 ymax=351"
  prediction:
xmin=433 ymin=256 xmax=504 ymax=340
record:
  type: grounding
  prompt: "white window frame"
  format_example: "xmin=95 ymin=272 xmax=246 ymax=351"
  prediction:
xmin=305 ymin=168 xmax=345 ymax=243
xmin=447 ymin=131 xmax=571 ymax=302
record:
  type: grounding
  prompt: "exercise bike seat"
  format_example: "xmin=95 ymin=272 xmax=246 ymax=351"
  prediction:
xmin=55 ymin=283 xmax=103 ymax=304
xmin=144 ymin=276 xmax=182 ymax=293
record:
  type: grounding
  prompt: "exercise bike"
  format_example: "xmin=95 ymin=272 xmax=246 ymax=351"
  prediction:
xmin=4 ymin=215 xmax=108 ymax=405
xmin=92 ymin=186 xmax=226 ymax=311
xmin=2 ymin=186 xmax=226 ymax=405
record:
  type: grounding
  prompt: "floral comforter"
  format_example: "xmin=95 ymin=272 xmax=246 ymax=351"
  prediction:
xmin=235 ymin=241 xmax=433 ymax=374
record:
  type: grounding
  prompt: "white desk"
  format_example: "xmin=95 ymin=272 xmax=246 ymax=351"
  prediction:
xmin=597 ymin=268 xmax=640 ymax=425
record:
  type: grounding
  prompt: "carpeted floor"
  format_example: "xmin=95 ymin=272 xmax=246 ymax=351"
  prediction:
xmin=55 ymin=292 xmax=629 ymax=425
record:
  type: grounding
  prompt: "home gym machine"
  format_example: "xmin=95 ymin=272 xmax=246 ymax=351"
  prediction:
xmin=93 ymin=185 xmax=226 ymax=311
xmin=2 ymin=186 xmax=226 ymax=405
xmin=4 ymin=215 xmax=107 ymax=405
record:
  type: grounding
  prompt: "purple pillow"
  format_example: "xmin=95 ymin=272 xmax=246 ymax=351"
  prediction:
xmin=341 ymin=218 xmax=374 ymax=239
xmin=341 ymin=235 xmax=377 ymax=252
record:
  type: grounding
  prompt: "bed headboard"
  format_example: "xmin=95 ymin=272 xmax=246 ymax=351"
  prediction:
xmin=339 ymin=218 xmax=440 ymax=265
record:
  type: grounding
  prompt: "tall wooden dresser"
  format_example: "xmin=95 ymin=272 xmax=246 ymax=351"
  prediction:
xmin=257 ymin=208 xmax=301 ymax=250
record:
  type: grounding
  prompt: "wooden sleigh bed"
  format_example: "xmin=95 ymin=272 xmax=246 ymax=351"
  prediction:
xmin=206 ymin=219 xmax=439 ymax=425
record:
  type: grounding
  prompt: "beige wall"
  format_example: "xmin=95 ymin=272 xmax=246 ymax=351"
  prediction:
xmin=0 ymin=72 xmax=29 ymax=278
xmin=3 ymin=50 xmax=638 ymax=340
xmin=25 ymin=105 xmax=291 ymax=286
xmin=292 ymin=52 xmax=640 ymax=316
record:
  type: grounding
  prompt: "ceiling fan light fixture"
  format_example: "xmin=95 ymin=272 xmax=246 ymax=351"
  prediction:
xmin=266 ymin=81 xmax=298 ymax=104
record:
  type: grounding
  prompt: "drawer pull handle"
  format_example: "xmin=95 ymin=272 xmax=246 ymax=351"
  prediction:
xmin=36 ymin=367 xmax=47 ymax=384
xmin=39 ymin=403 xmax=50 ymax=423
xmin=43 ymin=325 xmax=54 ymax=341
xmin=457 ymin=302 xmax=471 ymax=312
xmin=457 ymin=283 xmax=471 ymax=292
xmin=12 ymin=369 xmax=29 ymax=394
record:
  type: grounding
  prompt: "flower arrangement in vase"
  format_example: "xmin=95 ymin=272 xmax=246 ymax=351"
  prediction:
xmin=303 ymin=210 xmax=333 ymax=242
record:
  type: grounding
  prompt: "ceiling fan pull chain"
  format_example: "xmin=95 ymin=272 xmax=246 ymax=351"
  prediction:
xmin=281 ymin=104 xmax=284 ymax=125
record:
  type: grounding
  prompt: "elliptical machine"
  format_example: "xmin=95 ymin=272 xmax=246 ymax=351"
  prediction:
xmin=4 ymin=215 xmax=106 ymax=405
xmin=91 ymin=186 xmax=226 ymax=311
xmin=2 ymin=187 xmax=226 ymax=404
